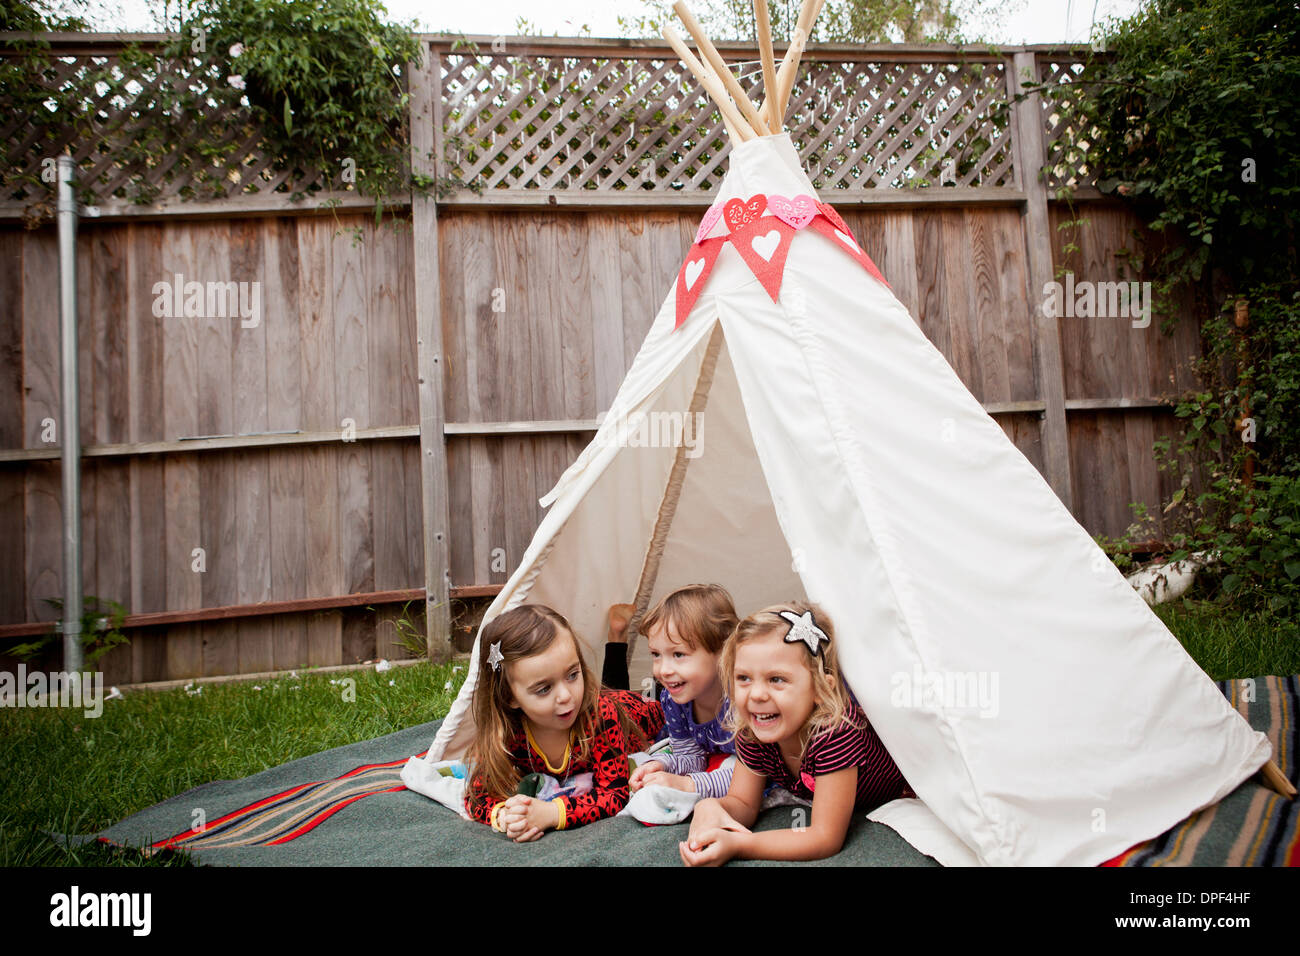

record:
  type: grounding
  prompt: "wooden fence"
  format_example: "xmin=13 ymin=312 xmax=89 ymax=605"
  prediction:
xmin=0 ymin=35 xmax=1198 ymax=683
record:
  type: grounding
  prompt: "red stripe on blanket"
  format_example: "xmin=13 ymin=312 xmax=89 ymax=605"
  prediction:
xmin=338 ymin=753 xmax=426 ymax=778
xmin=1099 ymin=845 xmax=1142 ymax=867
xmin=147 ymin=781 xmax=319 ymax=849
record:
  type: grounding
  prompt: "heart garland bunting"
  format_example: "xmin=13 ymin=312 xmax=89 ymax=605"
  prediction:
xmin=729 ymin=216 xmax=796 ymax=301
xmin=674 ymin=236 xmax=727 ymax=328
xmin=694 ymin=203 xmax=723 ymax=244
xmin=723 ymin=194 xmax=767 ymax=232
xmin=673 ymin=194 xmax=891 ymax=329
xmin=768 ymin=194 xmax=819 ymax=231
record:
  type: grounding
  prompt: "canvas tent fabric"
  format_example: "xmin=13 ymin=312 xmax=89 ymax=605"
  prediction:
xmin=422 ymin=132 xmax=1273 ymax=866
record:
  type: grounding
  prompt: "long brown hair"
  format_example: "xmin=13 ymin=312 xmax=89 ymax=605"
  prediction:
xmin=466 ymin=604 xmax=601 ymax=803
xmin=641 ymin=584 xmax=738 ymax=654
xmin=720 ymin=601 xmax=859 ymax=746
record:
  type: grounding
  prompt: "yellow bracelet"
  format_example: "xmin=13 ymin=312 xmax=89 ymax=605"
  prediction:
xmin=490 ymin=803 xmax=505 ymax=832
xmin=551 ymin=797 xmax=567 ymax=831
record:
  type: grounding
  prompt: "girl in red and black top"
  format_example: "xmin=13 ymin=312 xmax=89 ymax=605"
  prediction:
xmin=465 ymin=604 xmax=665 ymax=840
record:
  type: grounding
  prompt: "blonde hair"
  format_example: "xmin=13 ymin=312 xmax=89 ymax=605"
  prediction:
xmin=641 ymin=584 xmax=738 ymax=655
xmin=720 ymin=601 xmax=859 ymax=746
xmin=467 ymin=604 xmax=653 ymax=804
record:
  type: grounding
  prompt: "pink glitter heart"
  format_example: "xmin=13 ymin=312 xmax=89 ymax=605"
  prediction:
xmin=768 ymin=194 xmax=818 ymax=230
xmin=800 ymin=771 xmax=817 ymax=792
xmin=694 ymin=203 xmax=723 ymax=243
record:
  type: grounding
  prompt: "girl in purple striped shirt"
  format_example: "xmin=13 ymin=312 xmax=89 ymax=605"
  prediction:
xmin=628 ymin=584 xmax=739 ymax=800
xmin=680 ymin=601 xmax=910 ymax=866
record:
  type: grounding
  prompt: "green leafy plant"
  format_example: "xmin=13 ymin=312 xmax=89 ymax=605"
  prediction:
xmin=1026 ymin=0 xmax=1300 ymax=304
xmin=2 ymin=0 xmax=433 ymax=225
xmin=0 ymin=0 xmax=90 ymax=31
xmin=1093 ymin=502 xmax=1160 ymax=574
xmin=1019 ymin=0 xmax=1300 ymax=621
xmin=170 ymin=0 xmax=425 ymax=217
xmin=1137 ymin=290 xmax=1300 ymax=617
xmin=7 ymin=597 xmax=130 ymax=665
xmin=376 ymin=599 xmax=429 ymax=659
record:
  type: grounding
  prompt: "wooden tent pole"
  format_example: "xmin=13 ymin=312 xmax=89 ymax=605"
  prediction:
xmin=1261 ymin=759 xmax=1297 ymax=799
xmin=753 ymin=0 xmax=781 ymax=133
xmin=673 ymin=1 xmax=772 ymax=135
xmin=719 ymin=110 xmax=745 ymax=145
xmin=777 ymin=0 xmax=825 ymax=118
xmin=759 ymin=0 xmax=825 ymax=127
xmin=718 ymin=109 xmax=744 ymax=145
xmin=663 ymin=26 xmax=755 ymax=144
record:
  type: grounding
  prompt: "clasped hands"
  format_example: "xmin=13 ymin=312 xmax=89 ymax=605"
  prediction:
xmin=679 ymin=798 xmax=751 ymax=867
xmin=495 ymin=794 xmax=559 ymax=842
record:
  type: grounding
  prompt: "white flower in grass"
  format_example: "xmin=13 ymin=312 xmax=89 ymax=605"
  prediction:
xmin=375 ymin=659 xmax=392 ymax=672
xmin=253 ymin=685 xmax=263 ymax=691
xmin=229 ymin=43 xmax=244 ymax=57
xmin=388 ymin=679 xmax=396 ymax=687
xmin=444 ymin=681 xmax=452 ymax=691
xmin=227 ymin=74 xmax=246 ymax=91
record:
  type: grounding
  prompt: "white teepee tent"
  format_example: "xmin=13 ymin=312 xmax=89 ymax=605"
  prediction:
xmin=422 ymin=0 xmax=1283 ymax=866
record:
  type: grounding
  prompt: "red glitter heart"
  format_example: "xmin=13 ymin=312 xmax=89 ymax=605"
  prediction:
xmin=723 ymin=194 xmax=767 ymax=231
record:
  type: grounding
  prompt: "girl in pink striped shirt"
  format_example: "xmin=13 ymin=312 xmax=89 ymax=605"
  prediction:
xmin=680 ymin=602 xmax=910 ymax=865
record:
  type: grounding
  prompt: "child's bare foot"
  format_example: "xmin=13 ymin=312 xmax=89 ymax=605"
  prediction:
xmin=607 ymin=603 xmax=635 ymax=643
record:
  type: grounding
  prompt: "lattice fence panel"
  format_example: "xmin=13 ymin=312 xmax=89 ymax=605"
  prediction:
xmin=2 ymin=44 xmax=338 ymax=217
xmin=439 ymin=50 xmax=736 ymax=195
xmin=436 ymin=49 xmax=1019 ymax=196
xmin=2 ymin=38 xmax=1106 ymax=215
xmin=1038 ymin=57 xmax=1101 ymax=190
xmin=785 ymin=58 xmax=1015 ymax=190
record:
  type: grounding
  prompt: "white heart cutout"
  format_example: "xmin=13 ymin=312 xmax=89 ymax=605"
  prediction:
xmin=835 ymin=229 xmax=858 ymax=250
xmin=684 ymin=258 xmax=706 ymax=289
xmin=752 ymin=230 xmax=781 ymax=261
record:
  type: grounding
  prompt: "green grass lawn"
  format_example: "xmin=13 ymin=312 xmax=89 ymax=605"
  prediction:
xmin=1 ymin=659 xmax=465 ymax=867
xmin=2 ymin=601 xmax=1296 ymax=867
xmin=1151 ymin=600 xmax=1300 ymax=681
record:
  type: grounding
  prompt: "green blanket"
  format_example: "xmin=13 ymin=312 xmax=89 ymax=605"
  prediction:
xmin=96 ymin=675 xmax=1298 ymax=866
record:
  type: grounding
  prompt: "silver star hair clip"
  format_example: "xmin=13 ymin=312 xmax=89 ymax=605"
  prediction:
xmin=779 ymin=610 xmax=829 ymax=656
xmin=487 ymin=641 xmax=504 ymax=672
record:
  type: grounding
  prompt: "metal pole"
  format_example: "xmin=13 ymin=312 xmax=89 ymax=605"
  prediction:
xmin=57 ymin=154 xmax=83 ymax=674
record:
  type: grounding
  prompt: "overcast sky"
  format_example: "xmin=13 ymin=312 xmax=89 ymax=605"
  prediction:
xmin=407 ymin=0 xmax=1143 ymax=44
xmin=93 ymin=0 xmax=1146 ymax=45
